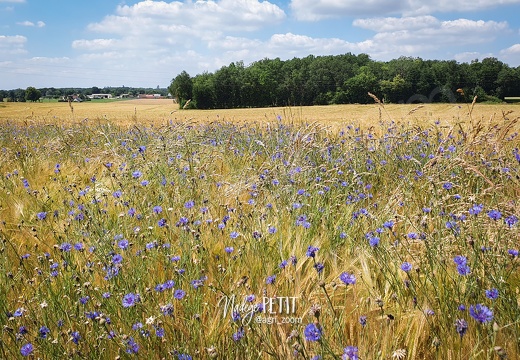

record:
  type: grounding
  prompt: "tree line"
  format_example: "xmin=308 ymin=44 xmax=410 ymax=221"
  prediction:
xmin=168 ymin=54 xmax=520 ymax=109
xmin=0 ymin=86 xmax=170 ymax=103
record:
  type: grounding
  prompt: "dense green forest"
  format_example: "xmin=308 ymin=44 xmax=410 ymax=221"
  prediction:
xmin=169 ymin=54 xmax=520 ymax=109
xmin=3 ymin=54 xmax=520 ymax=108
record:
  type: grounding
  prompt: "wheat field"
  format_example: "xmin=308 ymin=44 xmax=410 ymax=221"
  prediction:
xmin=1 ymin=99 xmax=519 ymax=359
xmin=1 ymin=99 xmax=518 ymax=128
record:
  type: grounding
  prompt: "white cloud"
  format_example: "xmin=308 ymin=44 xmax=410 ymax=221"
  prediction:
xmin=16 ymin=20 xmax=46 ymax=27
xmin=353 ymin=16 xmax=439 ymax=32
xmin=499 ymin=44 xmax=520 ymax=66
xmin=290 ymin=0 xmax=405 ymax=20
xmin=86 ymin=0 xmax=285 ymax=35
xmin=406 ymin=0 xmax=520 ymax=15
xmin=290 ymin=0 xmax=520 ymax=20
xmin=500 ymin=43 xmax=520 ymax=55
xmin=352 ymin=17 xmax=509 ymax=54
xmin=72 ymin=39 xmax=121 ymax=51
xmin=17 ymin=20 xmax=34 ymax=26
xmin=0 ymin=34 xmax=27 ymax=56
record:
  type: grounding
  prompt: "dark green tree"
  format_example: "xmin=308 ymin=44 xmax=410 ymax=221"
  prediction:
xmin=192 ymin=72 xmax=216 ymax=109
xmin=168 ymin=71 xmax=193 ymax=108
xmin=25 ymin=86 xmax=41 ymax=102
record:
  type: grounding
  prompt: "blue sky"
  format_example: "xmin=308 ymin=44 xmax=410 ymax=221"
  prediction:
xmin=1 ymin=0 xmax=520 ymax=89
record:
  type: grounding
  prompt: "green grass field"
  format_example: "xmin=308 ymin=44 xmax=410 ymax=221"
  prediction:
xmin=1 ymin=101 xmax=519 ymax=359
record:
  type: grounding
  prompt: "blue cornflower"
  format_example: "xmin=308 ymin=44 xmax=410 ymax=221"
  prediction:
xmin=468 ymin=203 xmax=483 ymax=216
xmin=160 ymin=304 xmax=174 ymax=316
xmin=487 ymin=210 xmax=502 ymax=221
xmin=174 ymin=289 xmax=186 ymax=300
xmin=383 ymin=220 xmax=394 ymax=229
xmin=306 ymin=245 xmax=319 ymax=258
xmin=122 ymin=293 xmax=140 ymax=308
xmin=457 ymin=264 xmax=471 ymax=276
xmin=118 ymin=239 xmax=129 ymax=250
xmin=191 ymin=279 xmax=204 ymax=289
xmin=225 ymin=246 xmax=234 ymax=253
xmin=125 ymin=337 xmax=139 ymax=354
xmin=20 ymin=343 xmax=33 ymax=356
xmin=401 ymin=262 xmax=413 ymax=272
xmin=59 ymin=242 xmax=72 ymax=252
xmin=453 ymin=255 xmax=467 ymax=265
xmin=184 ymin=200 xmax=195 ymax=209
xmin=230 ymin=231 xmax=239 ymax=239
xmin=152 ymin=205 xmax=163 ymax=214
xmin=304 ymin=323 xmax=323 ymax=342
xmin=359 ymin=316 xmax=367 ymax=327
xmin=509 ymin=249 xmax=519 ymax=257
xmin=155 ymin=327 xmax=165 ymax=338
xmin=132 ymin=170 xmax=142 ymax=179
xmin=443 ymin=182 xmax=453 ymax=190
xmin=39 ymin=325 xmax=50 ymax=338
xmin=279 ymin=260 xmax=288 ymax=269
xmin=36 ymin=211 xmax=47 ymax=220
xmin=112 ymin=254 xmax=123 ymax=264
xmin=268 ymin=226 xmax=277 ymax=234
xmin=505 ymin=215 xmax=518 ymax=228
xmin=79 ymin=296 xmax=89 ymax=305
xmin=314 ymin=262 xmax=325 ymax=273
xmin=339 ymin=272 xmax=356 ymax=285
xmin=176 ymin=217 xmax=189 ymax=226
xmin=266 ymin=275 xmax=276 ymax=284
xmin=485 ymin=288 xmax=499 ymax=300
xmin=158 ymin=218 xmax=167 ymax=227
xmin=368 ymin=236 xmax=380 ymax=247
xmin=177 ymin=354 xmax=192 ymax=360
xmin=407 ymin=232 xmax=418 ymax=240
xmin=454 ymin=319 xmax=468 ymax=338
xmin=342 ymin=346 xmax=359 ymax=360
xmin=71 ymin=331 xmax=81 ymax=344
xmin=232 ymin=327 xmax=245 ymax=341
xmin=469 ymin=304 xmax=493 ymax=323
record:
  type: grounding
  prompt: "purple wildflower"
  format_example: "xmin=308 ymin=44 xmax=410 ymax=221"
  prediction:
xmin=304 ymin=323 xmax=323 ymax=342
xmin=487 ymin=210 xmax=502 ymax=221
xmin=20 ymin=343 xmax=33 ymax=356
xmin=469 ymin=304 xmax=493 ymax=323
xmin=122 ymin=293 xmax=140 ymax=308
xmin=339 ymin=272 xmax=356 ymax=285
xmin=401 ymin=262 xmax=413 ymax=272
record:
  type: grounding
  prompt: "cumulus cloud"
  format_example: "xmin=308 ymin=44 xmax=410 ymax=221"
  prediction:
xmin=86 ymin=0 xmax=285 ymax=36
xmin=353 ymin=17 xmax=509 ymax=52
xmin=290 ymin=0 xmax=520 ymax=20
